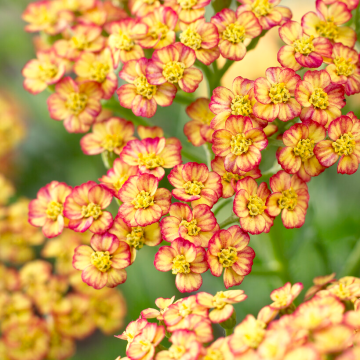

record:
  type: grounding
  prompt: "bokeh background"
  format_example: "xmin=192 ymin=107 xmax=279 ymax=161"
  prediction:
xmin=1 ymin=0 xmax=360 ymax=358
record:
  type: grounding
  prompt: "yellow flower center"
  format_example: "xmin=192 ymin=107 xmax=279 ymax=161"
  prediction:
xmin=222 ymin=23 xmax=246 ymax=44
xmin=134 ymin=75 xmax=157 ymax=99
xmin=294 ymin=138 xmax=315 ymax=161
xmin=269 ymin=82 xmax=291 ymax=104
xmin=71 ymin=34 xmax=90 ymax=50
xmin=332 ymin=132 xmax=356 ymax=156
xmin=38 ymin=62 xmax=58 ymax=82
xmin=222 ymin=172 xmax=241 ymax=183
xmin=126 ymin=226 xmax=145 ymax=250
xmin=131 ymin=190 xmax=155 ymax=209
xmin=334 ymin=56 xmax=355 ymax=77
xmin=242 ymin=320 xmax=266 ymax=348
xmin=169 ymin=345 xmax=186 ymax=359
xmin=113 ymin=175 xmax=129 ymax=191
xmin=212 ymin=291 xmax=227 ymax=309
xmin=144 ymin=0 xmax=156 ymax=4
xmin=139 ymin=339 xmax=152 ymax=352
xmin=316 ymin=20 xmax=339 ymax=41
xmin=20 ymin=333 xmax=37 ymax=351
xmin=293 ymin=35 xmax=315 ymax=55
xmin=38 ymin=5 xmax=57 ymax=26
xmin=177 ymin=0 xmax=197 ymax=9
xmin=204 ymin=349 xmax=224 ymax=360
xmin=331 ymin=282 xmax=352 ymax=300
xmin=89 ymin=61 xmax=110 ymax=83
xmin=252 ymin=0 xmax=273 ymax=17
xmin=109 ymin=31 xmax=135 ymax=51
xmin=149 ymin=22 xmax=169 ymax=40
xmin=179 ymin=303 xmax=192 ymax=317
xmin=172 ymin=254 xmax=191 ymax=274
xmin=231 ymin=95 xmax=253 ymax=116
xmin=162 ymin=61 xmax=185 ymax=84
xmin=309 ymin=88 xmax=329 ymax=109
xmin=183 ymin=180 xmax=204 ymax=196
xmin=91 ymin=251 xmax=112 ymax=272
xmin=138 ymin=153 xmax=165 ymax=169
xmin=180 ymin=219 xmax=201 ymax=236
xmin=66 ymin=92 xmax=88 ymax=115
xmin=180 ymin=28 xmax=202 ymax=50
xmin=81 ymin=202 xmax=102 ymax=219
xmin=46 ymin=201 xmax=63 ymax=220
xmin=101 ymin=134 xmax=123 ymax=152
xmin=230 ymin=133 xmax=252 ymax=155
xmin=278 ymin=188 xmax=298 ymax=210
xmin=218 ymin=247 xmax=238 ymax=268
xmin=247 ymin=195 xmax=266 ymax=216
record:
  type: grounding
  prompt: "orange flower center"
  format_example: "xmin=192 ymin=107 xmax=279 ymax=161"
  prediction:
xmin=138 ymin=153 xmax=165 ymax=169
xmin=294 ymin=138 xmax=315 ymax=161
xmin=177 ymin=0 xmax=198 ymax=9
xmin=71 ymin=34 xmax=90 ymax=50
xmin=204 ymin=349 xmax=224 ymax=360
xmin=231 ymin=95 xmax=252 ymax=116
xmin=38 ymin=62 xmax=59 ymax=82
xmin=89 ymin=61 xmax=110 ymax=83
xmin=91 ymin=251 xmax=112 ymax=272
xmin=316 ymin=20 xmax=339 ymax=41
xmin=230 ymin=133 xmax=252 ymax=155
xmin=332 ymin=132 xmax=356 ymax=156
xmin=126 ymin=226 xmax=145 ymax=250
xmin=212 ymin=291 xmax=228 ymax=309
xmin=172 ymin=254 xmax=191 ymax=274
xmin=46 ymin=201 xmax=63 ymax=220
xmin=183 ymin=180 xmax=204 ymax=196
xmin=109 ymin=31 xmax=135 ymax=51
xmin=163 ymin=61 xmax=185 ymax=84
xmin=113 ymin=175 xmax=129 ymax=191
xmin=134 ymin=75 xmax=157 ymax=99
xmin=247 ymin=195 xmax=266 ymax=216
xmin=334 ymin=56 xmax=355 ymax=77
xmin=278 ymin=188 xmax=297 ymax=210
xmin=293 ymin=35 xmax=315 ymax=55
xmin=131 ymin=190 xmax=155 ymax=209
xmin=269 ymin=82 xmax=291 ymax=104
xmin=223 ymin=171 xmax=241 ymax=183
xmin=180 ymin=28 xmax=202 ymax=50
xmin=218 ymin=247 xmax=238 ymax=268
xmin=169 ymin=345 xmax=187 ymax=359
xmin=149 ymin=21 xmax=169 ymax=40
xmin=309 ymin=88 xmax=329 ymax=109
xmin=66 ymin=92 xmax=88 ymax=115
xmin=252 ymin=0 xmax=273 ymax=17
xmin=81 ymin=203 xmax=102 ymax=219
xmin=101 ymin=134 xmax=123 ymax=152
xmin=180 ymin=219 xmax=201 ymax=236
xmin=222 ymin=23 xmax=246 ymax=43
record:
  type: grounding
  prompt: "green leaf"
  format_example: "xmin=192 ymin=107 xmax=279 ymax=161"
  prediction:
xmin=212 ymin=0 xmax=232 ymax=13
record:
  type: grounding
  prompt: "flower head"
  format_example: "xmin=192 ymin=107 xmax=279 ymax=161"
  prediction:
xmin=270 ymin=282 xmax=303 ymax=310
xmin=141 ymin=296 xmax=175 ymax=321
xmin=129 ymin=0 xmax=161 ymax=17
xmin=164 ymin=0 xmax=211 ymax=23
xmin=304 ymin=273 xmax=336 ymax=300
xmin=320 ymin=0 xmax=359 ymax=11
xmin=115 ymin=318 xmax=148 ymax=348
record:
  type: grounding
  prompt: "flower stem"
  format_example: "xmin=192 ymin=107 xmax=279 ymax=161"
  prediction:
xmin=225 ymin=328 xmax=234 ymax=336
xmin=219 ymin=213 xmax=238 ymax=229
xmin=267 ymin=139 xmax=284 ymax=147
xmin=214 ymin=198 xmax=233 ymax=216
xmin=340 ymin=238 xmax=360 ymax=277
xmin=203 ymin=143 xmax=213 ymax=169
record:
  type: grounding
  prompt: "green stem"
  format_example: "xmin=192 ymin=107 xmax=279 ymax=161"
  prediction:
xmin=173 ymin=93 xmax=194 ymax=106
xmin=261 ymin=161 xmax=282 ymax=179
xmin=214 ymin=198 xmax=233 ymax=216
xmin=340 ymin=238 xmax=360 ymax=277
xmin=203 ymin=143 xmax=213 ymax=169
xmin=246 ymin=30 xmax=267 ymax=52
xmin=267 ymin=139 xmax=284 ymax=147
xmin=225 ymin=328 xmax=234 ymax=336
xmin=181 ymin=148 xmax=204 ymax=163
xmin=219 ymin=213 xmax=238 ymax=229
xmin=101 ymin=151 xmax=112 ymax=170
xmin=195 ymin=60 xmax=213 ymax=97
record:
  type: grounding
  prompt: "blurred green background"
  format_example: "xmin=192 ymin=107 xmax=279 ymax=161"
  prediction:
xmin=1 ymin=0 xmax=360 ymax=359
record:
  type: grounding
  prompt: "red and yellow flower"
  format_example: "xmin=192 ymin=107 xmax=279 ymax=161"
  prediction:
xmin=321 ymin=0 xmax=359 ymax=11
xmin=115 ymin=318 xmax=148 ymax=348
xmin=211 ymin=8 xmax=262 ymax=61
xmin=207 ymin=226 xmax=255 ymax=288
xmin=233 ymin=177 xmax=274 ymax=234
xmin=212 ymin=115 xmax=268 ymax=173
xmin=178 ymin=315 xmax=213 ymax=343
xmin=168 ymin=162 xmax=222 ymax=208
xmin=277 ymin=121 xmax=326 ymax=182
xmin=117 ymin=58 xmax=177 ymax=118
xmin=28 ymin=180 xmax=72 ymax=238
xmin=63 ymin=181 xmax=113 ymax=233
xmin=266 ymin=171 xmax=309 ymax=229
xmin=141 ymin=296 xmax=175 ymax=321
xmin=304 ymin=273 xmax=336 ymax=300
xmin=314 ymin=115 xmax=360 ymax=175
xmin=164 ymin=0 xmax=210 ymax=23
xmin=73 ymin=232 xmax=131 ymax=289
xmin=295 ymin=69 xmax=345 ymax=127
xmin=269 ymin=282 xmax=303 ymax=310
xmin=118 ymin=173 xmax=171 ymax=227
xmin=138 ymin=125 xmax=163 ymax=140
xmin=160 ymin=203 xmax=219 ymax=247
xmin=128 ymin=0 xmax=161 ymax=17
xmin=202 ymin=337 xmax=235 ymax=360
xmin=154 ymin=238 xmax=208 ymax=293
xmin=47 ymin=77 xmax=103 ymax=133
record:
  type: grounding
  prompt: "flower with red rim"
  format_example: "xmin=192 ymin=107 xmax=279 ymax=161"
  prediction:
xmin=109 ymin=214 xmax=162 ymax=263
xmin=321 ymin=0 xmax=359 ymax=10
xmin=76 ymin=2 xmax=108 ymax=26
xmin=269 ymin=282 xmax=303 ymax=310
xmin=137 ymin=126 xmax=182 ymax=148
xmin=207 ymin=226 xmax=255 ymax=288
xmin=203 ymin=338 xmax=235 ymax=360
xmin=128 ymin=0 xmax=161 ymax=17
xmin=233 ymin=177 xmax=274 ymax=234
xmin=99 ymin=159 xmax=139 ymax=198
xmin=179 ymin=315 xmax=213 ymax=343
xmin=179 ymin=19 xmax=220 ymax=66
xmin=305 ymin=273 xmax=336 ymax=300
xmin=211 ymin=156 xmax=261 ymax=198
xmin=118 ymin=173 xmax=171 ymax=227
xmin=277 ymin=121 xmax=326 ymax=182
xmin=168 ymin=162 xmax=222 ymax=208
xmin=121 ymin=137 xmax=182 ymax=180
xmin=301 ymin=0 xmax=356 ymax=48
xmin=28 ymin=181 xmax=72 ymax=238
xmin=141 ymin=296 xmax=175 ymax=321
xmin=138 ymin=6 xmax=178 ymax=50
xmin=115 ymin=318 xmax=148 ymax=348
xmin=80 ymin=117 xmax=135 ymax=156
xmin=212 ymin=115 xmax=268 ymax=174
xmin=266 ymin=171 xmax=309 ymax=229
xmin=63 ymin=181 xmax=113 ymax=233
xmin=277 ymin=21 xmax=333 ymax=71
xmin=47 ymin=77 xmax=103 ymax=133
xmin=211 ymin=8 xmax=262 ymax=61
xmin=325 ymin=44 xmax=360 ymax=96
xmin=253 ymin=67 xmax=301 ymax=122
xmin=295 ymin=69 xmax=345 ymax=127
xmin=164 ymin=0 xmax=210 ymax=23
xmin=196 ymin=290 xmax=247 ymax=323
xmin=72 ymin=232 xmax=131 ymax=289
xmin=22 ymin=49 xmax=66 ymax=95
xmin=314 ymin=115 xmax=360 ymax=175
xmin=154 ymin=238 xmax=208 ymax=293
xmin=160 ymin=203 xmax=219 ymax=247
xmin=117 ymin=58 xmax=177 ymax=118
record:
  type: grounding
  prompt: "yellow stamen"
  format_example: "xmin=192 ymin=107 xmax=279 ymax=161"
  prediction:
xmin=230 ymin=133 xmax=252 ymax=155
xmin=126 ymin=226 xmax=145 ymax=250
xmin=163 ymin=61 xmax=185 ymax=84
xmin=269 ymin=82 xmax=291 ymax=104
xmin=332 ymin=132 xmax=356 ymax=156
xmin=278 ymin=188 xmax=298 ymax=210
xmin=222 ymin=23 xmax=245 ymax=44
xmin=38 ymin=62 xmax=58 ymax=82
xmin=46 ymin=201 xmax=63 ymax=220
xmin=247 ymin=195 xmax=266 ymax=216
xmin=334 ymin=56 xmax=355 ymax=77
xmin=131 ymin=190 xmax=155 ymax=209
xmin=81 ymin=203 xmax=102 ymax=219
xmin=91 ymin=251 xmax=112 ymax=272
xmin=101 ymin=134 xmax=123 ymax=152
xmin=218 ymin=247 xmax=238 ymax=268
xmin=180 ymin=219 xmax=201 ymax=236
xmin=109 ymin=31 xmax=135 ymax=51
xmin=89 ymin=61 xmax=110 ymax=83
xmin=231 ymin=95 xmax=253 ymax=116
xmin=66 ymin=92 xmax=88 ymax=115
xmin=294 ymin=138 xmax=315 ymax=161
xmin=177 ymin=0 xmax=197 ymax=9
xmin=172 ymin=254 xmax=191 ymax=274
xmin=316 ymin=20 xmax=339 ymax=41
xmin=134 ymin=75 xmax=157 ymax=99
xmin=293 ymin=35 xmax=315 ymax=55
xmin=204 ymin=349 xmax=224 ymax=360
xmin=180 ymin=28 xmax=202 ymax=50
xmin=183 ymin=180 xmax=204 ymax=196
xmin=251 ymin=0 xmax=273 ymax=17
xmin=309 ymin=88 xmax=329 ymax=109
xmin=149 ymin=22 xmax=169 ymax=40
xmin=71 ymin=34 xmax=90 ymax=50
xmin=138 ymin=153 xmax=165 ymax=169
xmin=169 ymin=345 xmax=186 ymax=359
xmin=222 ymin=172 xmax=241 ymax=183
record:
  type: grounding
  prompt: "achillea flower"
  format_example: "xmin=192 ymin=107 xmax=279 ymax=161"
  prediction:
xmin=99 ymin=159 xmax=139 ymax=198
xmin=28 ymin=181 xmax=72 ymax=238
xmin=80 ymin=117 xmax=135 ymax=156
xmin=207 ymin=226 xmax=255 ymax=288
xmin=137 ymin=126 xmax=182 ymax=148
xmin=121 ymin=137 xmax=182 ymax=180
xmin=179 ymin=19 xmax=220 ymax=66
xmin=196 ymin=290 xmax=247 ymax=323
xmin=154 ymin=238 xmax=208 ymax=293
xmin=212 ymin=115 xmax=268 ymax=173
xmin=277 ymin=21 xmax=333 ymax=71
xmin=63 ymin=181 xmax=113 ymax=233
xmin=22 ymin=49 xmax=66 ymax=95
xmin=141 ymin=296 xmax=175 ymax=320
xmin=202 ymin=338 xmax=235 ymax=360
xmin=295 ymin=70 xmax=345 ymax=127
xmin=73 ymin=233 xmax=131 ymax=289
xmin=118 ymin=174 xmax=171 ymax=227
xmin=266 ymin=171 xmax=309 ymax=229
xmin=138 ymin=6 xmax=178 ymax=50
xmin=277 ymin=121 xmax=326 ymax=182
xmin=178 ymin=314 xmax=213 ymax=343
xmin=115 ymin=318 xmax=148 ymax=348
xmin=324 ymin=276 xmax=360 ymax=301
xmin=305 ymin=273 xmax=336 ymax=300
xmin=320 ymin=0 xmax=359 ymax=10
xmin=164 ymin=0 xmax=211 ymax=23
xmin=47 ymin=77 xmax=103 ymax=133
xmin=160 ymin=203 xmax=218 ymax=247
xmin=117 ymin=58 xmax=177 ymax=118
xmin=314 ymin=115 xmax=360 ymax=175
xmin=128 ymin=0 xmax=161 ymax=17
xmin=269 ymin=282 xmax=303 ymax=310
xmin=233 ymin=177 xmax=274 ymax=234
xmin=301 ymin=1 xmax=356 ymax=48
xmin=253 ymin=67 xmax=301 ymax=122
xmin=168 ymin=162 xmax=222 ymax=208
